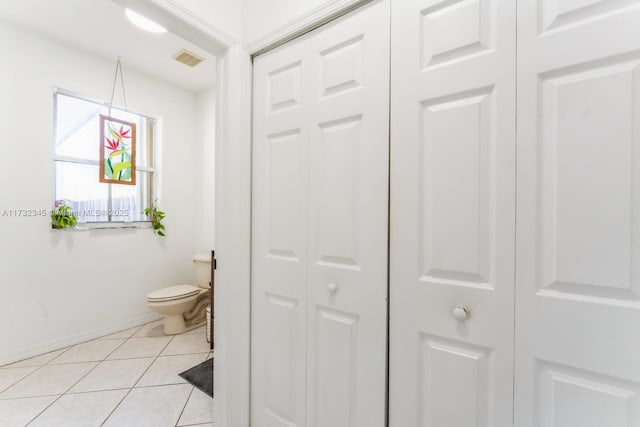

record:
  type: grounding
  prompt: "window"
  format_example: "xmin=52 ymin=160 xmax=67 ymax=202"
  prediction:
xmin=53 ymin=89 xmax=156 ymax=226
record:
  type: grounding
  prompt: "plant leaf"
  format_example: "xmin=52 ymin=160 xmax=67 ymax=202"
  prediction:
xmin=105 ymin=159 xmax=114 ymax=179
xmin=108 ymin=149 xmax=127 ymax=159
xmin=112 ymin=162 xmax=131 ymax=179
xmin=108 ymin=125 xmax=121 ymax=141
xmin=119 ymin=166 xmax=132 ymax=180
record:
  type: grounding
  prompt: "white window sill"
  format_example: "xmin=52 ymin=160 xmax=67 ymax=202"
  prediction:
xmin=52 ymin=221 xmax=153 ymax=231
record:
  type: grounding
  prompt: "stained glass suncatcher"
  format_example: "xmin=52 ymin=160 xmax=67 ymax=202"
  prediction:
xmin=99 ymin=115 xmax=136 ymax=185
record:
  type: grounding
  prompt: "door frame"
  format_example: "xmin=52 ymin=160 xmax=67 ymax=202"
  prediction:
xmin=114 ymin=1 xmax=250 ymax=425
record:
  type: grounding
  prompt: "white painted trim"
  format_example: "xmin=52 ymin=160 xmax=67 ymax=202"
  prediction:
xmin=244 ymin=0 xmax=370 ymax=55
xmin=213 ymin=45 xmax=253 ymax=427
xmin=0 ymin=313 xmax=161 ymax=366
xmin=148 ymin=0 xmax=236 ymax=48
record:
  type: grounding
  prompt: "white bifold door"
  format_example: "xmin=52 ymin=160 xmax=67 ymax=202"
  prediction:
xmin=515 ymin=1 xmax=640 ymax=426
xmin=251 ymin=1 xmax=390 ymax=426
xmin=389 ymin=0 xmax=516 ymax=426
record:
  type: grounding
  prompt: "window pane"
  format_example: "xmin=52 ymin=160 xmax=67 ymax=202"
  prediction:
xmin=55 ymin=94 xmax=102 ymax=161
xmin=55 ymin=94 xmax=153 ymax=167
xmin=111 ymin=172 xmax=153 ymax=222
xmin=139 ymin=118 xmax=153 ymax=168
xmin=55 ymin=162 xmax=109 ymax=222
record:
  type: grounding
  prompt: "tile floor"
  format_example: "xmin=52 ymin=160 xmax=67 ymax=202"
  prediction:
xmin=0 ymin=320 xmax=213 ymax=427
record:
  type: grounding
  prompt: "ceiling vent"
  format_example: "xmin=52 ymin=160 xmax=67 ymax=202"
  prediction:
xmin=173 ymin=49 xmax=204 ymax=67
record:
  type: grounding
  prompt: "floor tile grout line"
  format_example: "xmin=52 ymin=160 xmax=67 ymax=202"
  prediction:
xmin=175 ymin=385 xmax=196 ymax=427
xmin=100 ymin=332 xmax=177 ymax=426
xmin=0 ymin=393 xmax=62 ymax=401
xmin=0 ymin=366 xmax=41 ymax=395
xmin=1 ymin=320 xmax=212 ymax=426
xmin=42 ymin=339 xmax=103 ymax=366
xmin=178 ymin=422 xmax=214 ymax=427
xmin=96 ymin=325 xmax=145 ymax=340
xmin=53 ymin=386 xmax=131 ymax=396
xmin=0 ymin=353 xmax=204 ymax=401
xmin=24 ymin=389 xmax=70 ymax=426
xmin=22 ymin=322 xmax=150 ymax=426
xmin=99 ymin=321 xmax=172 ymax=426
xmin=0 ymin=323 xmax=172 ymax=368
xmin=24 ymin=336 xmax=130 ymax=427
xmin=60 ymin=381 xmax=196 ymax=397
xmin=131 ymin=335 xmax=176 ymax=389
xmin=0 ymin=349 xmax=209 ymax=398
xmin=105 ymin=334 xmax=174 ymax=360
xmin=0 ymin=360 xmax=66 ymax=399
xmin=176 ymin=353 xmax=213 ymax=426
xmin=97 ymin=352 xmax=204 ymax=366
xmin=19 ymin=394 xmax=61 ymax=427
xmin=0 ymin=345 xmax=74 ymax=370
xmin=47 ymin=339 xmax=129 ymax=366
xmin=74 ymin=350 xmax=211 ymax=364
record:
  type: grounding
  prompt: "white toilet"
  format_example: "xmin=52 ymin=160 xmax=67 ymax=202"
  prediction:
xmin=146 ymin=254 xmax=211 ymax=335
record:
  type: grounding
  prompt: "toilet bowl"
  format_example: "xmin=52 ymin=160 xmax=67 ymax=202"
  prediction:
xmin=146 ymin=255 xmax=211 ymax=335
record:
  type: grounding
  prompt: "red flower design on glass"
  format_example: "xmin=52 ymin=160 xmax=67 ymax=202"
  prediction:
xmin=119 ymin=126 xmax=131 ymax=139
xmin=105 ymin=137 xmax=120 ymax=151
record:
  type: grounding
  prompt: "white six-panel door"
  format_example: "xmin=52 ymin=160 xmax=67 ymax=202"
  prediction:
xmin=515 ymin=1 xmax=640 ymax=426
xmin=253 ymin=0 xmax=640 ymax=425
xmin=389 ymin=0 xmax=516 ymax=426
xmin=251 ymin=1 xmax=390 ymax=426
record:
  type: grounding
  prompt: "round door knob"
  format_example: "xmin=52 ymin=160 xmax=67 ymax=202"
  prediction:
xmin=452 ymin=306 xmax=470 ymax=320
xmin=327 ymin=283 xmax=338 ymax=294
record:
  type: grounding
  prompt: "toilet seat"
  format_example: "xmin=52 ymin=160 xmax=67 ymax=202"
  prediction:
xmin=146 ymin=284 xmax=200 ymax=302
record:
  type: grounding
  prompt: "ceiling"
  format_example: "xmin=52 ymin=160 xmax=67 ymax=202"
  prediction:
xmin=0 ymin=0 xmax=216 ymax=92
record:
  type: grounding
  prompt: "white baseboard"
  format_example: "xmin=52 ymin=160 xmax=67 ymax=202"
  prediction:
xmin=0 ymin=313 xmax=162 ymax=367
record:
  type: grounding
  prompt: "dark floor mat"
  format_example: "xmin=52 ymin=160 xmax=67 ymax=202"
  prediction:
xmin=179 ymin=357 xmax=213 ymax=397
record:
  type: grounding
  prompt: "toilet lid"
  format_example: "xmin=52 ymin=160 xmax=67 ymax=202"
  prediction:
xmin=147 ymin=284 xmax=200 ymax=302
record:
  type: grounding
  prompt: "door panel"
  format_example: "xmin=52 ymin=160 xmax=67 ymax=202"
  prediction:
xmin=252 ymin=2 xmax=390 ymax=426
xmin=307 ymin=6 xmax=390 ymax=425
xmin=389 ymin=0 xmax=516 ymax=425
xmin=253 ymin=40 xmax=309 ymax=427
xmin=420 ymin=335 xmax=492 ymax=427
xmin=516 ymin=1 xmax=640 ymax=426
xmin=312 ymin=307 xmax=359 ymax=426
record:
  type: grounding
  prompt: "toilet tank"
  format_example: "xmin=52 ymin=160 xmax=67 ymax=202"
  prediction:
xmin=193 ymin=254 xmax=212 ymax=289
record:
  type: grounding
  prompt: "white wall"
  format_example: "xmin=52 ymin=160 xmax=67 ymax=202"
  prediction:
xmin=0 ymin=20 xmax=208 ymax=365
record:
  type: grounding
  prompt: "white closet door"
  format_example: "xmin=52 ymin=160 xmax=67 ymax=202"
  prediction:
xmin=304 ymin=2 xmax=390 ymax=426
xmin=251 ymin=1 xmax=390 ymax=426
xmin=515 ymin=2 xmax=640 ymax=426
xmin=389 ymin=0 xmax=516 ymax=426
xmin=252 ymin=34 xmax=310 ymax=427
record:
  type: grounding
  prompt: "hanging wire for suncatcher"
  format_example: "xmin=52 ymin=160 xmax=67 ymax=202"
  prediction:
xmin=108 ymin=57 xmax=128 ymax=115
xmin=100 ymin=57 xmax=137 ymax=190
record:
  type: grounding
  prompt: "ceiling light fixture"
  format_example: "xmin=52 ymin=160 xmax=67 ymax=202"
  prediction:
xmin=125 ymin=9 xmax=167 ymax=34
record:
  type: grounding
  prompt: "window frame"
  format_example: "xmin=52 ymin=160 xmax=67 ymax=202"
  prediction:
xmin=52 ymin=87 xmax=158 ymax=230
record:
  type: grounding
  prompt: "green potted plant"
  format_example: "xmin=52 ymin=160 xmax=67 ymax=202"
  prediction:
xmin=143 ymin=199 xmax=166 ymax=236
xmin=51 ymin=201 xmax=77 ymax=229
